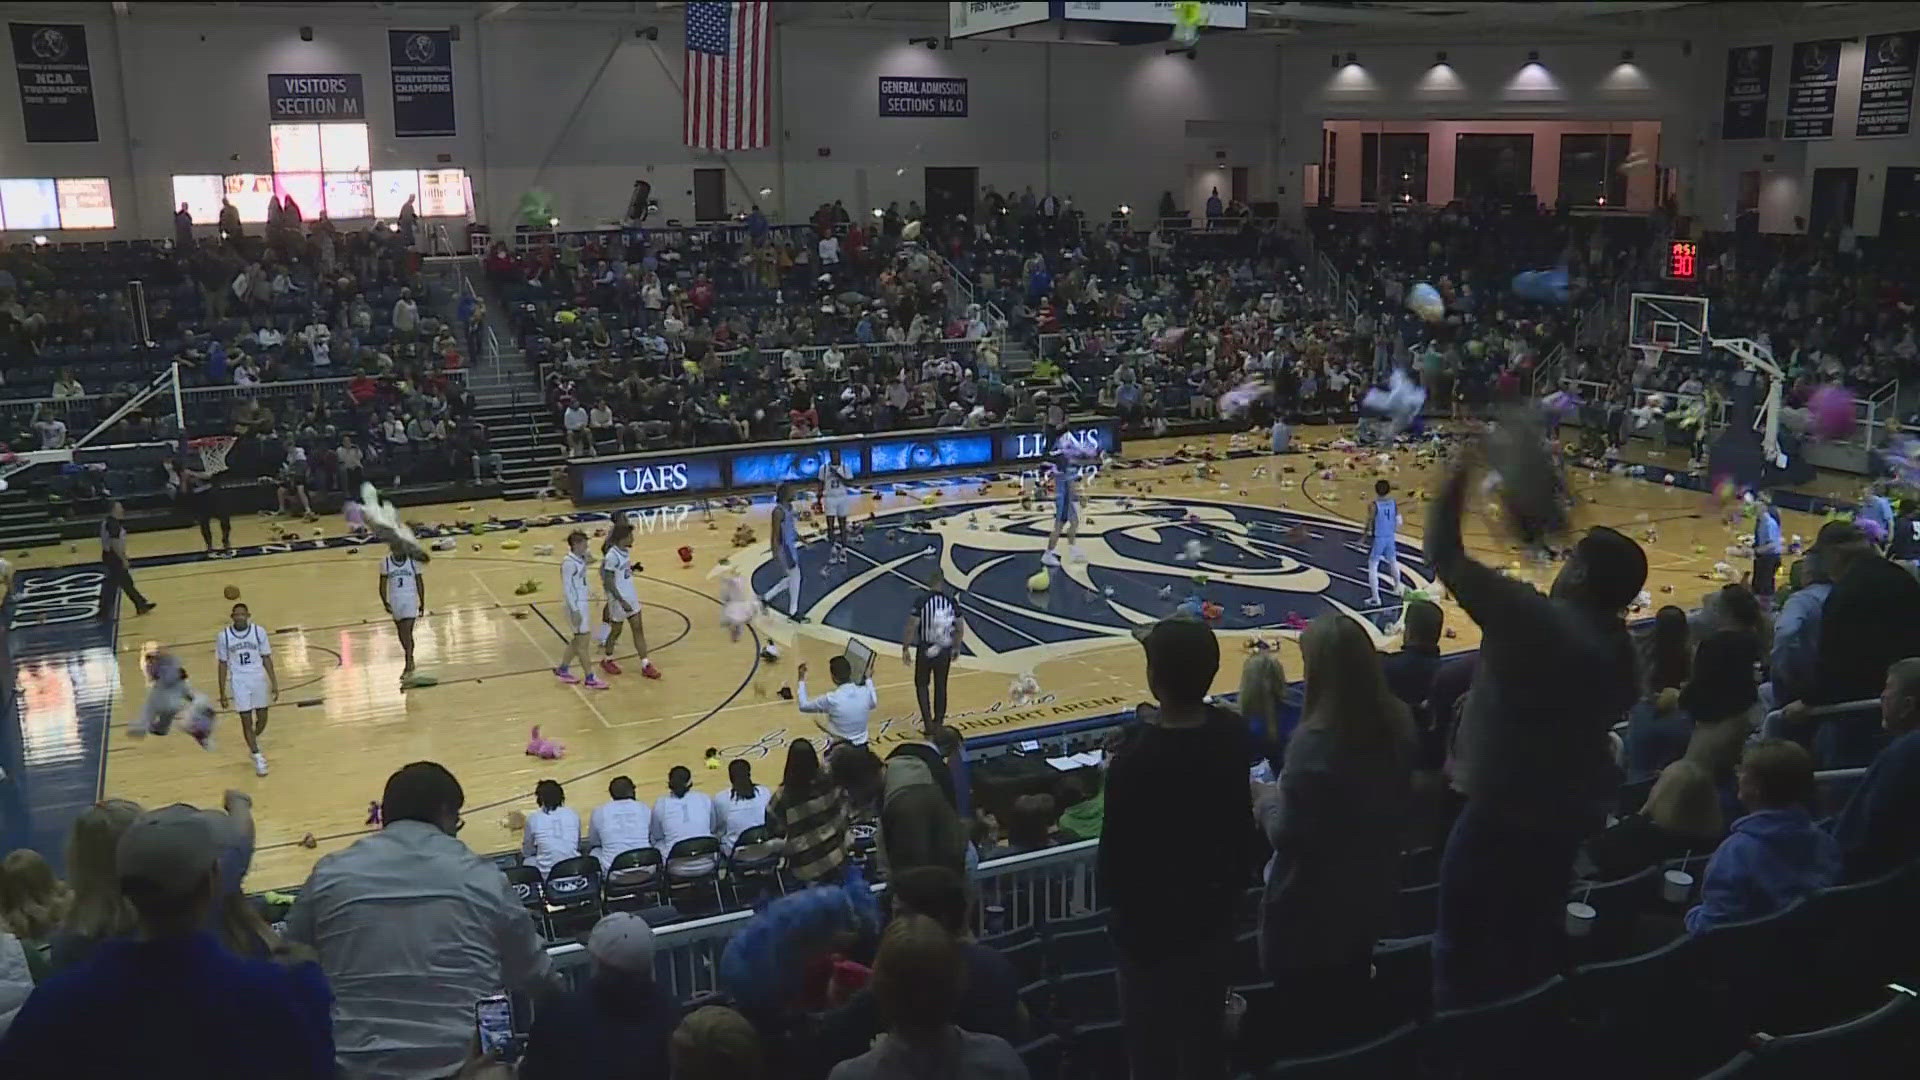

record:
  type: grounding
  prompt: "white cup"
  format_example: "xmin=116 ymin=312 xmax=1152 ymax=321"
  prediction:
xmin=1222 ymin=991 xmax=1247 ymax=1039
xmin=1663 ymin=869 xmax=1694 ymax=904
xmin=1565 ymin=901 xmax=1597 ymax=937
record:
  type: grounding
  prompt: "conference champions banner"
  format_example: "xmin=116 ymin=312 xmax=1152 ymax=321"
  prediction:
xmin=1784 ymin=39 xmax=1842 ymax=139
xmin=9 ymin=23 xmax=97 ymax=143
xmin=389 ymin=29 xmax=455 ymax=137
xmin=1722 ymin=44 xmax=1773 ymax=140
xmin=1856 ymin=30 xmax=1919 ymax=138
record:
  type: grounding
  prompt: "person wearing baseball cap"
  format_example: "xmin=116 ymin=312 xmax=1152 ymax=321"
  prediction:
xmin=1424 ymin=444 xmax=1648 ymax=1011
xmin=0 ymin=805 xmax=334 ymax=1078
xmin=518 ymin=912 xmax=680 ymax=1080
xmin=1102 ymin=615 xmax=1252 ymax=1078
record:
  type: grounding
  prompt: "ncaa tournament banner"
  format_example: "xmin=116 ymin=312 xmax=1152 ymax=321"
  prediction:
xmin=389 ymin=29 xmax=455 ymax=138
xmin=1721 ymin=44 xmax=1773 ymax=140
xmin=1784 ymin=39 xmax=1843 ymax=139
xmin=269 ymin=74 xmax=365 ymax=120
xmin=1856 ymin=31 xmax=1919 ymax=138
xmin=8 ymin=23 xmax=97 ymax=143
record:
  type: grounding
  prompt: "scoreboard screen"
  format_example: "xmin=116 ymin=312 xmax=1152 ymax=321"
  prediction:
xmin=1667 ymin=240 xmax=1698 ymax=281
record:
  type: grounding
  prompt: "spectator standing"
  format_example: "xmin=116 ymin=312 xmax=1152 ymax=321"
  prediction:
xmin=764 ymin=739 xmax=848 ymax=885
xmin=1380 ymin=597 xmax=1444 ymax=723
xmin=1639 ymin=632 xmax=1763 ymax=843
xmin=520 ymin=779 xmax=582 ymax=877
xmin=1624 ymin=606 xmax=1694 ymax=781
xmin=712 ymin=760 xmax=772 ymax=856
xmin=1100 ymin=618 xmax=1251 ymax=1079
xmin=1256 ymin=616 xmax=1415 ymax=1001
xmin=826 ymin=915 xmax=1028 ymax=1080
xmin=99 ymin=502 xmax=155 ymax=616
xmin=879 ymin=741 xmax=967 ymax=878
xmin=1830 ymin=657 xmax=1920 ymax=881
xmin=392 ymin=288 xmax=419 ymax=343
xmin=518 ymin=913 xmax=681 ymax=1080
xmin=285 ymin=761 xmax=556 ymax=1080
xmin=1423 ymin=450 xmax=1645 ymax=1011
xmin=1685 ymin=739 xmax=1838 ymax=934
xmin=0 ymin=805 xmax=335 ymax=1079
xmin=585 ymin=775 xmax=655 ymax=871
xmin=174 ymin=201 xmax=194 ymax=250
xmin=46 ymin=798 xmax=142 ymax=971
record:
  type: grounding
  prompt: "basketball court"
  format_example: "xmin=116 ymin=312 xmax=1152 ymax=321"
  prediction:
xmin=2 ymin=425 xmax=1849 ymax=889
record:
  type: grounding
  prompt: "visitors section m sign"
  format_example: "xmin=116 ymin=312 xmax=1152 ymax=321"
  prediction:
xmin=269 ymin=74 xmax=365 ymax=120
xmin=879 ymin=77 xmax=968 ymax=117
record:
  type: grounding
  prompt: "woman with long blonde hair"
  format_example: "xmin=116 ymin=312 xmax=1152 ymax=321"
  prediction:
xmin=50 ymin=798 xmax=142 ymax=970
xmin=1237 ymin=651 xmax=1290 ymax=779
xmin=1255 ymin=616 xmax=1416 ymax=997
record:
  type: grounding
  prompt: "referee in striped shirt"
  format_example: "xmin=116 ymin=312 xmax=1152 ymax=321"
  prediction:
xmin=903 ymin=571 xmax=966 ymax=736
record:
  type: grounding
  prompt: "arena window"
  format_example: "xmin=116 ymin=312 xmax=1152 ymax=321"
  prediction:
xmin=0 ymin=176 xmax=114 ymax=230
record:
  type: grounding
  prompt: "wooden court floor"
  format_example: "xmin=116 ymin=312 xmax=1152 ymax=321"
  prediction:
xmin=10 ymin=428 xmax=1843 ymax=890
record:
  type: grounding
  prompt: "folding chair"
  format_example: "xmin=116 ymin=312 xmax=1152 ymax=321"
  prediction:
xmin=602 ymin=847 xmax=666 ymax=912
xmin=665 ymin=836 xmax=726 ymax=910
xmin=541 ymin=855 xmax=603 ymax=937
xmin=503 ymin=864 xmax=546 ymax=932
xmin=726 ymin=825 xmax=784 ymax=904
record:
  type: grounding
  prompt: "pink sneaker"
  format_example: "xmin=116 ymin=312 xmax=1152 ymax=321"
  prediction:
xmin=583 ymin=675 xmax=610 ymax=690
xmin=640 ymin=661 xmax=662 ymax=680
xmin=554 ymin=667 xmax=582 ymax=684
xmin=600 ymin=658 xmax=623 ymax=675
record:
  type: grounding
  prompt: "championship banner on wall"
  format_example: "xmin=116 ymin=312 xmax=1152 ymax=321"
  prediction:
xmin=949 ymin=1 xmax=1049 ymax=38
xmin=1784 ymin=39 xmax=1842 ymax=139
xmin=269 ymin=74 xmax=365 ymax=121
xmin=1856 ymin=30 xmax=1918 ymax=137
xmin=389 ymin=30 xmax=455 ymax=137
xmin=1722 ymin=44 xmax=1773 ymax=140
xmin=8 ymin=23 xmax=97 ymax=143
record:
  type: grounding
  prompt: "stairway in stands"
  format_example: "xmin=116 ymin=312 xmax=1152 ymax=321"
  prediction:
xmin=475 ymin=389 xmax=564 ymax=501
xmin=0 ymin=485 xmax=58 ymax=551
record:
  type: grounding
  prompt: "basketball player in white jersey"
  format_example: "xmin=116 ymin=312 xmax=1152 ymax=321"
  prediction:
xmin=215 ymin=602 xmax=280 ymax=777
xmin=553 ymin=529 xmax=609 ymax=689
xmin=821 ymin=448 xmax=854 ymax=565
xmin=379 ymin=540 xmax=427 ymax=683
xmin=598 ymin=519 xmax=661 ymax=679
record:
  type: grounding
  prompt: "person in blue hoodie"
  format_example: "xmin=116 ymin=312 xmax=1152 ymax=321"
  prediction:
xmin=1686 ymin=738 xmax=1839 ymax=934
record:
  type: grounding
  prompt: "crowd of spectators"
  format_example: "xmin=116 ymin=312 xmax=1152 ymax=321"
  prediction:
xmin=0 ymin=203 xmax=504 ymax=510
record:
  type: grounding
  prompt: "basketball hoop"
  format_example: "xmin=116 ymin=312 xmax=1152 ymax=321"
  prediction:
xmin=1631 ymin=343 xmax=1667 ymax=370
xmin=188 ymin=435 xmax=237 ymax=476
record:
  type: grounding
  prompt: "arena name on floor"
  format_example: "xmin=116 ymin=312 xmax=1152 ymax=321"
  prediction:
xmin=569 ymin=420 xmax=1122 ymax=504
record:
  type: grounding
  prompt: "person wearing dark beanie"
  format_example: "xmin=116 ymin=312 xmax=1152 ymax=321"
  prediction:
xmin=1424 ymin=452 xmax=1646 ymax=1010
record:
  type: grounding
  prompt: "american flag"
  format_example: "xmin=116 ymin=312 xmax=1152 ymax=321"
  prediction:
xmin=684 ymin=1 xmax=770 ymax=151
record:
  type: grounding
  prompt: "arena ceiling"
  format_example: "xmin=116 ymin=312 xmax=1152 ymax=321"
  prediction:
xmin=52 ymin=1 xmax=1920 ymax=43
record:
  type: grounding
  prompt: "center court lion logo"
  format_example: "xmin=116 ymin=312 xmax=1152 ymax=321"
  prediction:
xmin=737 ymin=495 xmax=1431 ymax=671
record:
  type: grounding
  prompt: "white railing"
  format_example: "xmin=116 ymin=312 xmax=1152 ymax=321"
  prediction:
xmin=544 ymin=840 xmax=1100 ymax=1000
xmin=0 ymin=371 xmax=467 ymax=429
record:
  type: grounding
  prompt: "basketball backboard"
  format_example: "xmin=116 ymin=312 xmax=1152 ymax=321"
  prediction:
xmin=1629 ymin=293 xmax=1710 ymax=356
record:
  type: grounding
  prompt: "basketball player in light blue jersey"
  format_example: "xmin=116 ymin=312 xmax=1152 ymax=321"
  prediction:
xmin=761 ymin=481 xmax=807 ymax=621
xmin=1365 ymin=478 xmax=1402 ymax=607
xmin=1041 ymin=414 xmax=1085 ymax=567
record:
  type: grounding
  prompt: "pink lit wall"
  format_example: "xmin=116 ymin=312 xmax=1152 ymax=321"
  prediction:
xmin=1321 ymin=119 xmax=1662 ymax=209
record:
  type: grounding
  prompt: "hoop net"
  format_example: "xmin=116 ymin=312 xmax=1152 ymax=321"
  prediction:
xmin=188 ymin=435 xmax=237 ymax=476
xmin=1630 ymin=343 xmax=1667 ymax=370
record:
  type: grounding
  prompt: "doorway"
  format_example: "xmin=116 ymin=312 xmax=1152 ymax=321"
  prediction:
xmin=924 ymin=167 xmax=977 ymax=228
xmin=1808 ymin=167 xmax=1858 ymax=239
xmin=1884 ymin=168 xmax=1920 ymax=246
xmin=1735 ymin=170 xmax=1760 ymax=235
xmin=693 ymin=168 xmax=726 ymax=222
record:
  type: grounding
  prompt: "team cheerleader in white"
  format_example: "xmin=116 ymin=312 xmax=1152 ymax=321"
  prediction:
xmin=553 ymin=529 xmax=610 ymax=689
xmin=129 ymin=647 xmax=218 ymax=751
xmin=821 ymin=449 xmax=855 ymax=565
xmin=216 ymin=602 xmax=280 ymax=777
xmin=597 ymin=519 xmax=661 ymax=679
xmin=760 ymin=482 xmax=807 ymax=622
xmin=379 ymin=540 xmax=428 ymax=685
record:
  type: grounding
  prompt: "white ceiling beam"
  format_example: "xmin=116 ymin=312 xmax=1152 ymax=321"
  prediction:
xmin=480 ymin=1 xmax=522 ymax=21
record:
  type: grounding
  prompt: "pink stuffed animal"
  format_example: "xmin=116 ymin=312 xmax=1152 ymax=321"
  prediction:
xmin=525 ymin=725 xmax=566 ymax=760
